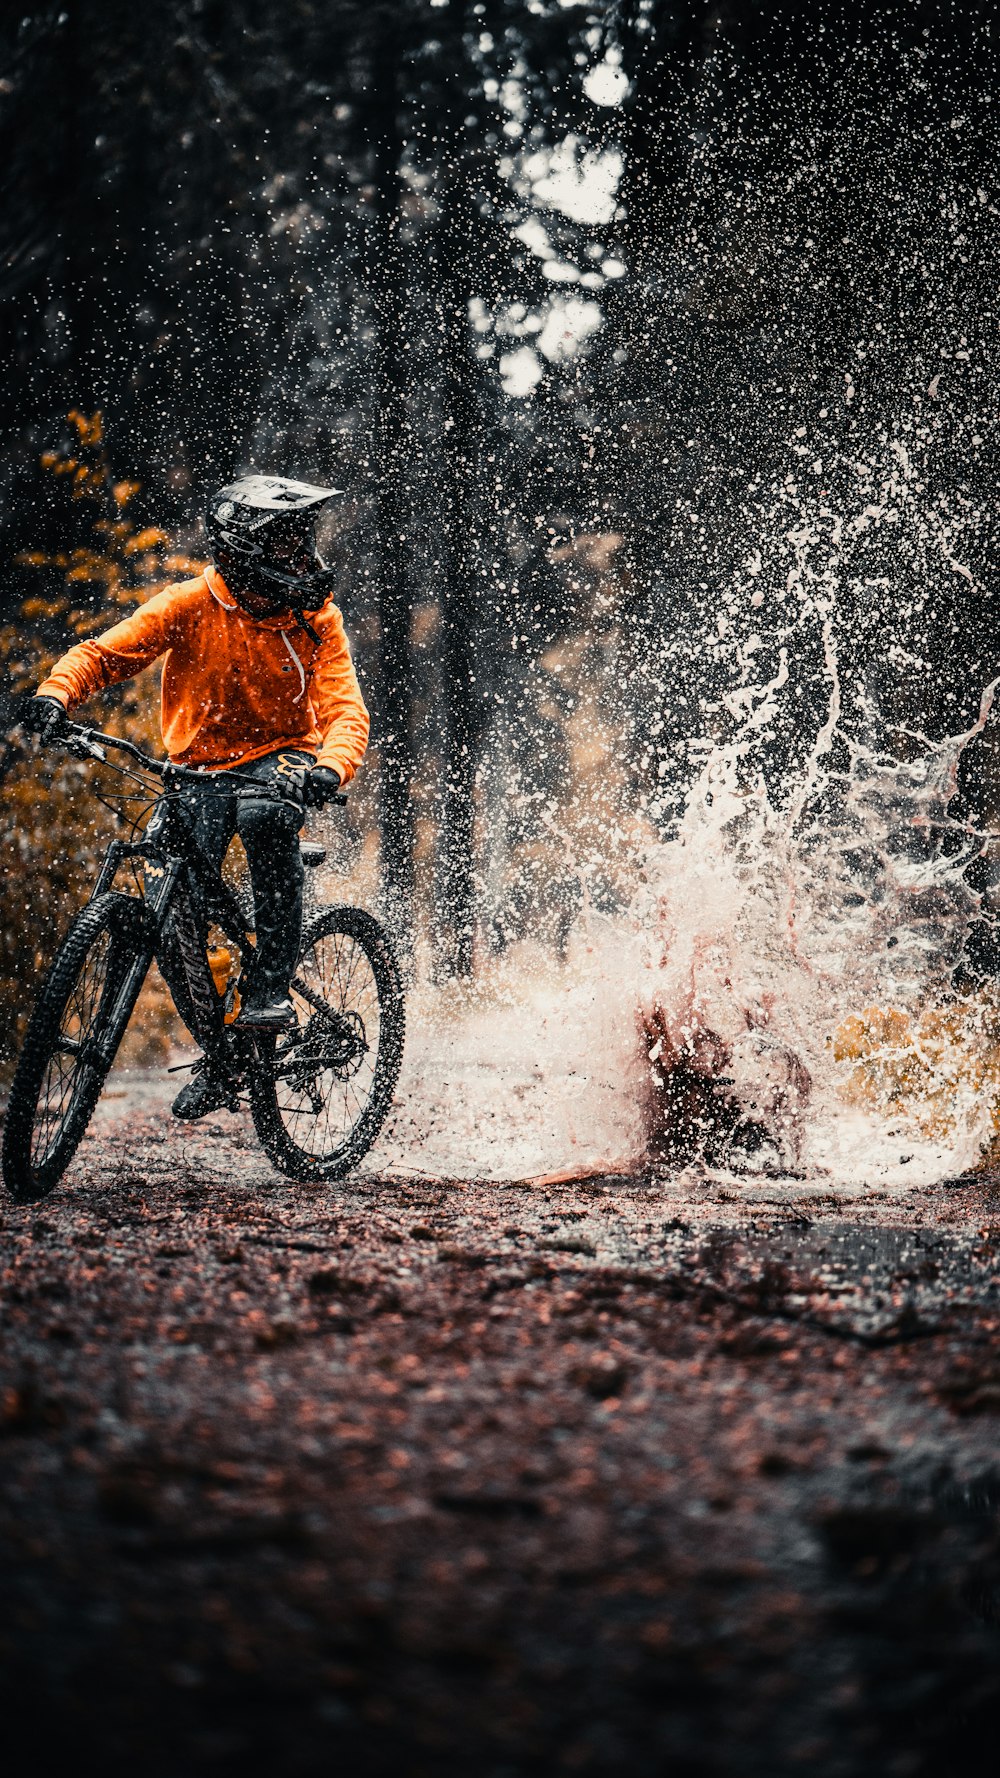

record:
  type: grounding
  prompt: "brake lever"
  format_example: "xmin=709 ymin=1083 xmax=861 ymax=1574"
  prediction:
xmin=60 ymin=730 xmax=107 ymax=763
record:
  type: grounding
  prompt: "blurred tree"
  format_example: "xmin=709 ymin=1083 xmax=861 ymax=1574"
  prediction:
xmin=0 ymin=411 xmax=201 ymax=1067
xmin=3 ymin=0 xmax=998 ymax=991
xmin=365 ymin=5 xmax=418 ymax=960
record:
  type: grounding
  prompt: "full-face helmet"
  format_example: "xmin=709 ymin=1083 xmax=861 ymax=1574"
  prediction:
xmin=205 ymin=474 xmax=342 ymax=620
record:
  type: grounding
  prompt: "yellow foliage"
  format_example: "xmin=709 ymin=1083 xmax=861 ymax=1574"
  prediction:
xmin=832 ymin=999 xmax=1000 ymax=1144
xmin=124 ymin=527 xmax=169 ymax=554
xmin=68 ymin=409 xmax=103 ymax=446
xmin=12 ymin=414 xmax=205 ymax=618
xmin=66 ymin=555 xmax=117 ymax=583
xmin=162 ymin=553 xmax=205 ymax=578
xmin=0 ymin=409 xmax=204 ymax=1077
xmin=19 ymin=595 xmax=68 ymax=620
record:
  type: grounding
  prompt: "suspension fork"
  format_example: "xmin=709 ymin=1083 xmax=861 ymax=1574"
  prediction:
xmin=89 ymin=837 xmax=177 ymax=904
xmin=90 ymin=862 xmax=183 ymax=1069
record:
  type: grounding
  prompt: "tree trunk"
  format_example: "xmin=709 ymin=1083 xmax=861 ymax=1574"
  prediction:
xmin=368 ymin=18 xmax=416 ymax=961
xmin=434 ymin=274 xmax=481 ymax=980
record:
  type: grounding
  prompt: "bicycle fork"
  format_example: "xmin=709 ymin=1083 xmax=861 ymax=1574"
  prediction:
xmin=88 ymin=860 xmax=181 ymax=1071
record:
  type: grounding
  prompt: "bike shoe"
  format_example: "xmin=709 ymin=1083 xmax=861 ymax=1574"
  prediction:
xmin=171 ymin=1063 xmax=235 ymax=1120
xmin=234 ymin=993 xmax=297 ymax=1030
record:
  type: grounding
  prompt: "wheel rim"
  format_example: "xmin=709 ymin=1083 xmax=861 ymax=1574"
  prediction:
xmin=271 ymin=926 xmax=384 ymax=1159
xmin=30 ymin=927 xmax=115 ymax=1170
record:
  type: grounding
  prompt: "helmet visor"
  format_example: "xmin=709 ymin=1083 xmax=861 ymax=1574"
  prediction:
xmin=264 ymin=517 xmax=315 ymax=579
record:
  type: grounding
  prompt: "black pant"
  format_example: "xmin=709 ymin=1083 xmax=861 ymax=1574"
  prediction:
xmin=182 ymin=747 xmax=310 ymax=1000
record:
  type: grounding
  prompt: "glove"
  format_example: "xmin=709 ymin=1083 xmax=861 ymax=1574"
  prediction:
xmin=304 ymin=766 xmax=342 ymax=809
xmin=273 ymin=766 xmax=308 ymax=813
xmin=22 ymin=696 xmax=69 ymax=742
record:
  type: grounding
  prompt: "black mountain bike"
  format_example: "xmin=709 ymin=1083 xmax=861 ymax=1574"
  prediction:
xmin=2 ymin=722 xmax=405 ymax=1202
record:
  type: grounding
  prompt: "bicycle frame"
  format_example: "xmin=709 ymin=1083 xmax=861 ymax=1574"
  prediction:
xmin=4 ymin=717 xmax=405 ymax=1198
xmin=90 ymin=797 xmax=250 ymax=945
xmin=93 ymin=799 xmax=248 ymax=1069
xmin=53 ymin=723 xmax=345 ymax=1081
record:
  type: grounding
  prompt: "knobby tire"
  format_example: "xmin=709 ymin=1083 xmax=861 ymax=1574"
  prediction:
xmin=2 ymin=893 xmax=147 ymax=1202
xmin=250 ymin=904 xmax=404 ymax=1182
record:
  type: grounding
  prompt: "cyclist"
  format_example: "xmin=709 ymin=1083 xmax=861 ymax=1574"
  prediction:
xmin=22 ymin=474 xmax=370 ymax=1119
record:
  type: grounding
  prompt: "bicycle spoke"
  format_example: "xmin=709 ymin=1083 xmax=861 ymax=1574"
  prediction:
xmin=275 ymin=928 xmax=380 ymax=1156
xmin=30 ymin=927 xmax=115 ymax=1171
xmin=249 ymin=906 xmax=403 ymax=1183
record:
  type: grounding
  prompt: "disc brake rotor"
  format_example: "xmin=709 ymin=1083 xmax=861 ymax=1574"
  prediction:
xmin=282 ymin=1006 xmax=368 ymax=1086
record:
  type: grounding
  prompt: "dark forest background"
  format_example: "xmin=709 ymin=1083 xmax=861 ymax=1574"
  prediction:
xmin=2 ymin=0 xmax=998 ymax=1045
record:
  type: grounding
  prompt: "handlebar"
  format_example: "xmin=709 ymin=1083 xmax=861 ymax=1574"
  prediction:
xmin=35 ymin=720 xmax=347 ymax=808
xmin=62 ymin=725 xmax=160 ymax=770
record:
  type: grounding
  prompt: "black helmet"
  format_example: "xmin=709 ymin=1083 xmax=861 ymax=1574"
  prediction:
xmin=205 ymin=474 xmax=343 ymax=618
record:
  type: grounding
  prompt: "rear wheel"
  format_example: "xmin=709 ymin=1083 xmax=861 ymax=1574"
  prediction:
xmin=250 ymin=904 xmax=404 ymax=1181
xmin=2 ymin=894 xmax=147 ymax=1202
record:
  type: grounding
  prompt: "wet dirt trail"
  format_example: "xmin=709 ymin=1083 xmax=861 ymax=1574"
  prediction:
xmin=2 ymin=1079 xmax=1000 ymax=1778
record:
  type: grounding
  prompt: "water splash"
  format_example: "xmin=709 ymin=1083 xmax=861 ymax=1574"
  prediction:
xmin=637 ymin=653 xmax=1000 ymax=1188
xmin=362 ymin=927 xmax=650 ymax=1184
xmin=364 ymin=649 xmax=1000 ymax=1189
xmin=359 ymin=28 xmax=1000 ymax=1190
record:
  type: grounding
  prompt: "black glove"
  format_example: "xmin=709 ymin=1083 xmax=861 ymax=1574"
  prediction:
xmin=22 ymin=696 xmax=69 ymax=742
xmin=304 ymin=765 xmax=342 ymax=809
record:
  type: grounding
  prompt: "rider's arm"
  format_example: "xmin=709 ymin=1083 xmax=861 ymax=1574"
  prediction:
xmin=35 ymin=588 xmax=180 ymax=713
xmin=309 ymin=606 xmax=370 ymax=786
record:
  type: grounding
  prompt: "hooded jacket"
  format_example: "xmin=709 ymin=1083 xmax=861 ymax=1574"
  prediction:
xmin=36 ymin=564 xmax=370 ymax=783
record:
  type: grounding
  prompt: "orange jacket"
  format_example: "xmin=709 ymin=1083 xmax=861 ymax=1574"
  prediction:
xmin=37 ymin=564 xmax=370 ymax=783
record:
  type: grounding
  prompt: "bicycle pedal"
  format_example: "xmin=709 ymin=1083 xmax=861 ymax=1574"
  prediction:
xmin=234 ymin=997 xmax=296 ymax=1030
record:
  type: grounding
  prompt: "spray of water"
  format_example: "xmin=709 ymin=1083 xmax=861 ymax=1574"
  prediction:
xmin=636 ymin=656 xmax=1000 ymax=1187
xmin=359 ymin=27 xmax=1000 ymax=1189
xmin=365 ymin=650 xmax=1000 ymax=1188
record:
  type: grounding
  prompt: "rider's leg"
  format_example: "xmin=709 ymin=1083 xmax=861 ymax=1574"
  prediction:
xmin=156 ymin=774 xmax=236 ymax=1033
xmin=164 ymin=776 xmax=240 ymax=1119
xmin=233 ymin=749 xmax=311 ymax=1025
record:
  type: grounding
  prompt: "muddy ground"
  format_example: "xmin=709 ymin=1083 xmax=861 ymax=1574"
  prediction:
xmin=2 ymin=1078 xmax=1000 ymax=1778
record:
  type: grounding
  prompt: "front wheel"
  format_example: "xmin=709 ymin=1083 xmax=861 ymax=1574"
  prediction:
xmin=250 ymin=904 xmax=404 ymax=1182
xmin=2 ymin=893 xmax=147 ymax=1202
